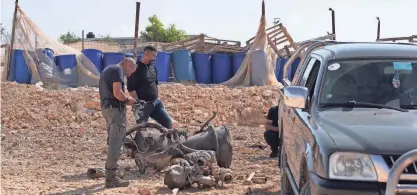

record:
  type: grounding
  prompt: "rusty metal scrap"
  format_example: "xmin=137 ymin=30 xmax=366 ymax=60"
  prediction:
xmin=122 ymin=112 xmax=234 ymax=190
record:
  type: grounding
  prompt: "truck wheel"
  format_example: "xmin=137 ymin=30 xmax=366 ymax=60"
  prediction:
xmin=280 ymin=146 xmax=294 ymax=195
xmin=299 ymin=179 xmax=311 ymax=195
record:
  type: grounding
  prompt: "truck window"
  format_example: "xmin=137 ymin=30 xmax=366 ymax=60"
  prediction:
xmin=298 ymin=57 xmax=321 ymax=109
xmin=299 ymin=57 xmax=321 ymax=87
xmin=319 ymin=59 xmax=417 ymax=110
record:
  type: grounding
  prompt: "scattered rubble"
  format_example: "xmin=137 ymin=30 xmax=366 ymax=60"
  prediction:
xmin=1 ymin=81 xmax=282 ymax=195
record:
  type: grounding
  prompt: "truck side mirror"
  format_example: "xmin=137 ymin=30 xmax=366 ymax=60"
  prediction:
xmin=283 ymin=86 xmax=308 ymax=109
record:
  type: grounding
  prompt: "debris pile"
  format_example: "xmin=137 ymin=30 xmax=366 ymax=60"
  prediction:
xmin=1 ymin=82 xmax=281 ymax=131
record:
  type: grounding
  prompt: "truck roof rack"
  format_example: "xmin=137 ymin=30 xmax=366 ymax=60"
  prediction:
xmin=282 ymin=41 xmax=338 ymax=86
xmin=281 ymin=40 xmax=416 ymax=86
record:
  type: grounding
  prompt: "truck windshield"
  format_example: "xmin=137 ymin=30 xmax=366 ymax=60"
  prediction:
xmin=319 ymin=59 xmax=417 ymax=110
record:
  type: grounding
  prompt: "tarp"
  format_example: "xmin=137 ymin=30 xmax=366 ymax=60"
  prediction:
xmin=221 ymin=1 xmax=282 ymax=87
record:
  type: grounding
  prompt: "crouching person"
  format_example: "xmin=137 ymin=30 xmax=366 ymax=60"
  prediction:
xmin=264 ymin=105 xmax=280 ymax=158
xmin=99 ymin=58 xmax=137 ymax=188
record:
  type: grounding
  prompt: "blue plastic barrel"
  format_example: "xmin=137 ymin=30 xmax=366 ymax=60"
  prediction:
xmin=138 ymin=53 xmax=143 ymax=61
xmin=211 ymin=53 xmax=232 ymax=84
xmin=275 ymin=58 xmax=287 ymax=83
xmin=192 ymin=52 xmax=211 ymax=84
xmin=43 ymin=48 xmax=55 ymax=61
xmin=82 ymin=49 xmax=103 ymax=72
xmin=289 ymin=58 xmax=301 ymax=81
xmin=124 ymin=52 xmax=143 ymax=63
xmin=154 ymin=52 xmax=171 ymax=82
xmin=124 ymin=53 xmax=134 ymax=58
xmin=232 ymin=52 xmax=246 ymax=76
xmin=102 ymin=52 xmax=125 ymax=69
xmin=10 ymin=49 xmax=32 ymax=84
xmin=55 ymin=54 xmax=77 ymax=71
xmin=171 ymin=49 xmax=195 ymax=81
xmin=275 ymin=58 xmax=301 ymax=82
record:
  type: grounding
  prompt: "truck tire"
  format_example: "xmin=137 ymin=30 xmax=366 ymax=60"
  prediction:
xmin=280 ymin=146 xmax=294 ymax=195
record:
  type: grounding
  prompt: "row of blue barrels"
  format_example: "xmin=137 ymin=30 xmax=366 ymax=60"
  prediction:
xmin=9 ymin=49 xmax=173 ymax=84
xmin=9 ymin=48 xmax=55 ymax=84
xmin=171 ymin=50 xmax=246 ymax=84
xmin=170 ymin=49 xmax=301 ymax=84
xmin=81 ymin=50 xmax=171 ymax=82
xmin=9 ymin=48 xmax=301 ymax=85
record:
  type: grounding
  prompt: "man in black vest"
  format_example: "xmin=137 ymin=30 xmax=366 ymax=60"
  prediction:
xmin=127 ymin=46 xmax=173 ymax=129
xmin=99 ymin=57 xmax=136 ymax=188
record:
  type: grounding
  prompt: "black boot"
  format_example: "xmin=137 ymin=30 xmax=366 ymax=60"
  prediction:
xmin=105 ymin=170 xmax=129 ymax=188
xmin=269 ymin=146 xmax=279 ymax=158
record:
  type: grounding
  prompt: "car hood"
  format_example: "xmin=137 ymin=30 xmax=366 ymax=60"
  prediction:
xmin=317 ymin=108 xmax=417 ymax=155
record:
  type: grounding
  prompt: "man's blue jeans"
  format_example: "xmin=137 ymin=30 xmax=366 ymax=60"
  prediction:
xmin=132 ymin=99 xmax=172 ymax=129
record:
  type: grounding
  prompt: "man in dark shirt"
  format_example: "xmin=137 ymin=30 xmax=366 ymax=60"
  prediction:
xmin=264 ymin=105 xmax=280 ymax=158
xmin=127 ymin=46 xmax=173 ymax=130
xmin=99 ymin=57 xmax=136 ymax=188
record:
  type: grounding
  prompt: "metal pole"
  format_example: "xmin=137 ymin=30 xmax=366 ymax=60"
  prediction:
xmin=133 ymin=2 xmax=141 ymax=61
xmin=6 ymin=0 xmax=19 ymax=81
xmin=385 ymin=149 xmax=417 ymax=195
xmin=81 ymin=30 xmax=85 ymax=50
xmin=329 ymin=8 xmax=336 ymax=40
xmin=376 ymin=17 xmax=380 ymax=41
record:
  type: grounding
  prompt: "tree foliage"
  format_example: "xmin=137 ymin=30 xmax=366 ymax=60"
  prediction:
xmin=140 ymin=15 xmax=187 ymax=43
xmin=98 ymin=34 xmax=115 ymax=43
xmin=58 ymin=31 xmax=81 ymax=44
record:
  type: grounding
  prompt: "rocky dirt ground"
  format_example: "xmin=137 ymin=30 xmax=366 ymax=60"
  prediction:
xmin=1 ymin=81 xmax=282 ymax=195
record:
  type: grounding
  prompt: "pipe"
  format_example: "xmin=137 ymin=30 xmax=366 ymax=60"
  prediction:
xmin=133 ymin=2 xmax=141 ymax=61
xmin=81 ymin=30 xmax=85 ymax=50
xmin=329 ymin=8 xmax=336 ymax=40
xmin=6 ymin=0 xmax=19 ymax=81
xmin=376 ymin=17 xmax=380 ymax=40
xmin=385 ymin=149 xmax=417 ymax=195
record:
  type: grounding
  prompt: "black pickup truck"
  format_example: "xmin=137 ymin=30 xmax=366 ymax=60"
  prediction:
xmin=277 ymin=41 xmax=417 ymax=195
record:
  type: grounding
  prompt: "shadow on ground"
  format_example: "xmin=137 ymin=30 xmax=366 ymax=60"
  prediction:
xmin=61 ymin=173 xmax=90 ymax=182
xmin=61 ymin=169 xmax=158 ymax=182
xmin=154 ymin=185 xmax=229 ymax=194
xmin=245 ymin=188 xmax=281 ymax=195
xmin=46 ymin=184 xmax=105 ymax=195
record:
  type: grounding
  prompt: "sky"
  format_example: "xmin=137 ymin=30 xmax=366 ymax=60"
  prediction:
xmin=1 ymin=0 xmax=416 ymax=45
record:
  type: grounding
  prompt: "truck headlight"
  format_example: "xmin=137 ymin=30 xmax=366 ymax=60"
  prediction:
xmin=329 ymin=152 xmax=377 ymax=181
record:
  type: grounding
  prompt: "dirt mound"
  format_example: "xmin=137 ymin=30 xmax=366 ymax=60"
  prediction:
xmin=1 ymin=82 xmax=281 ymax=131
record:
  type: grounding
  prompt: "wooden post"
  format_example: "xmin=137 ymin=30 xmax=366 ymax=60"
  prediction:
xmin=81 ymin=30 xmax=85 ymax=50
xmin=262 ymin=0 xmax=265 ymax=16
xmin=6 ymin=0 xmax=19 ymax=81
xmin=376 ymin=17 xmax=380 ymax=40
xmin=133 ymin=2 xmax=141 ymax=61
xmin=329 ymin=8 xmax=336 ymax=40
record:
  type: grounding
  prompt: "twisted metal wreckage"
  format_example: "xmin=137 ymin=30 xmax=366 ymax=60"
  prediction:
xmin=122 ymin=112 xmax=234 ymax=190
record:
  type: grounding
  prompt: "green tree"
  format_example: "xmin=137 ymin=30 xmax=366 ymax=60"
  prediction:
xmin=58 ymin=31 xmax=81 ymax=44
xmin=140 ymin=15 xmax=186 ymax=43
